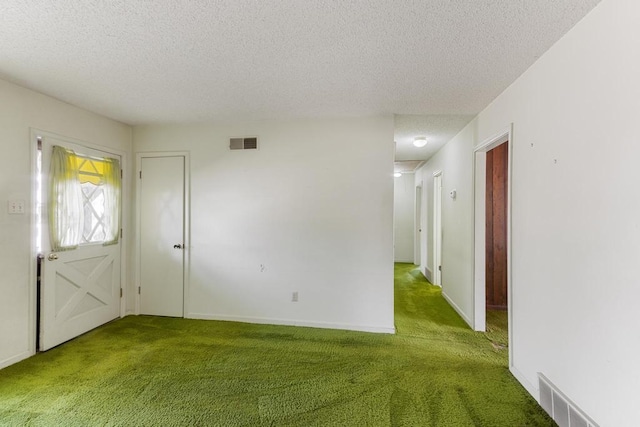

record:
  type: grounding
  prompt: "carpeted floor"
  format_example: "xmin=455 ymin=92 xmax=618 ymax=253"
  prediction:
xmin=485 ymin=310 xmax=509 ymax=350
xmin=0 ymin=263 xmax=553 ymax=426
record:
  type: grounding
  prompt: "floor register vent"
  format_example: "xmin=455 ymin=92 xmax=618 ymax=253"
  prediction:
xmin=230 ymin=137 xmax=258 ymax=150
xmin=538 ymin=374 xmax=598 ymax=427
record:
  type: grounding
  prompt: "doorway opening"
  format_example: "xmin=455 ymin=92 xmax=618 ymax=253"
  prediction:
xmin=485 ymin=141 xmax=509 ymax=349
xmin=473 ymin=127 xmax=512 ymax=361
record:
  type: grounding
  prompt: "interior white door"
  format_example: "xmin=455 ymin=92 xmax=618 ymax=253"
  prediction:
xmin=39 ymin=135 xmax=121 ymax=351
xmin=139 ymin=156 xmax=185 ymax=317
xmin=414 ymin=186 xmax=422 ymax=265
xmin=433 ymin=173 xmax=442 ymax=286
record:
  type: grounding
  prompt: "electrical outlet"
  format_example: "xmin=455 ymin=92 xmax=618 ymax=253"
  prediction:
xmin=7 ymin=200 xmax=25 ymax=214
xmin=291 ymin=291 xmax=298 ymax=302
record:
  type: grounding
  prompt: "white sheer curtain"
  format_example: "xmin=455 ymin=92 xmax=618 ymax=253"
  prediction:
xmin=49 ymin=145 xmax=83 ymax=251
xmin=102 ymin=156 xmax=121 ymax=245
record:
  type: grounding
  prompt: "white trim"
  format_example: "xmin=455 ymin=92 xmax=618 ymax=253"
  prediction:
xmin=472 ymin=125 xmax=514 ymax=368
xmin=135 ymin=151 xmax=191 ymax=317
xmin=432 ymin=170 xmax=443 ymax=286
xmin=188 ymin=313 xmax=396 ymax=334
xmin=28 ymin=130 xmax=39 ymax=357
xmin=442 ymin=291 xmax=473 ymax=327
xmin=414 ymin=184 xmax=422 ymax=265
xmin=30 ymin=129 xmax=129 ymax=354
xmin=424 ymin=267 xmax=432 ymax=282
xmin=0 ymin=351 xmax=33 ymax=370
xmin=511 ymin=366 xmax=538 ymax=401
xmin=475 ymin=128 xmax=510 ymax=152
xmin=472 ymin=150 xmax=487 ymax=331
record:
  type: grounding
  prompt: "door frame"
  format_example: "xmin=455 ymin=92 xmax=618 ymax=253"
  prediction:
xmin=134 ymin=152 xmax=191 ymax=316
xmin=414 ymin=183 xmax=422 ymax=266
xmin=432 ymin=171 xmax=443 ymax=286
xmin=29 ymin=129 xmax=129 ymax=354
xmin=472 ymin=125 xmax=513 ymax=353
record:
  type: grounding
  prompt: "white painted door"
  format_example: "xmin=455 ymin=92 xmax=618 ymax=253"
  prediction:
xmin=414 ymin=186 xmax=422 ymax=265
xmin=139 ymin=156 xmax=185 ymax=317
xmin=433 ymin=173 xmax=442 ymax=286
xmin=39 ymin=135 xmax=121 ymax=351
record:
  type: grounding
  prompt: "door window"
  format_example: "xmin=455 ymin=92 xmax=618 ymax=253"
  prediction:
xmin=49 ymin=146 xmax=121 ymax=251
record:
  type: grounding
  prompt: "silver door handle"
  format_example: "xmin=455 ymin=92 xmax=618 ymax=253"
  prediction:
xmin=47 ymin=253 xmax=58 ymax=261
xmin=173 ymin=244 xmax=183 ymax=249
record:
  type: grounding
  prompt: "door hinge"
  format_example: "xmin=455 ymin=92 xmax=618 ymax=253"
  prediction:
xmin=438 ymin=265 xmax=442 ymax=271
xmin=37 ymin=136 xmax=43 ymax=151
xmin=120 ymin=288 xmax=123 ymax=298
xmin=139 ymin=171 xmax=142 ymax=179
xmin=120 ymin=228 xmax=123 ymax=238
xmin=138 ymin=286 xmax=141 ymax=295
xmin=121 ymin=169 xmax=123 ymax=179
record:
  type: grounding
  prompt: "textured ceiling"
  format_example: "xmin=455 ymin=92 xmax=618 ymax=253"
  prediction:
xmin=394 ymin=160 xmax=424 ymax=174
xmin=0 ymin=1 xmax=601 ymax=152
xmin=394 ymin=114 xmax=475 ymax=161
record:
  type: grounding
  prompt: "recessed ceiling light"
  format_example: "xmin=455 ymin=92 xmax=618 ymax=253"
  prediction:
xmin=413 ymin=137 xmax=428 ymax=148
xmin=393 ymin=172 xmax=402 ymax=178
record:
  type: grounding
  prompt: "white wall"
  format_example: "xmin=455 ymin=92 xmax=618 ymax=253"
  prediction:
xmin=415 ymin=123 xmax=476 ymax=323
xmin=133 ymin=117 xmax=395 ymax=333
xmin=416 ymin=0 xmax=640 ymax=424
xmin=393 ymin=172 xmax=415 ymax=262
xmin=0 ymin=78 xmax=132 ymax=369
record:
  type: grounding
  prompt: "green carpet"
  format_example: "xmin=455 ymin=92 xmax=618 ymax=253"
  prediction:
xmin=485 ymin=310 xmax=509 ymax=350
xmin=0 ymin=263 xmax=553 ymax=426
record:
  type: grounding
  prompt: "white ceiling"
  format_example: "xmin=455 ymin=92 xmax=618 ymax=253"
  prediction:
xmin=0 ymin=0 xmax=600 ymax=158
xmin=394 ymin=160 xmax=424 ymax=174
xmin=394 ymin=114 xmax=475 ymax=161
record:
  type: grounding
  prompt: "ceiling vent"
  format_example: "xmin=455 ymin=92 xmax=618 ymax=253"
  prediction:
xmin=230 ymin=137 xmax=258 ymax=150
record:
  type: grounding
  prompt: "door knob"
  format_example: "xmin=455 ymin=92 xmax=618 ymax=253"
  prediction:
xmin=47 ymin=253 xmax=59 ymax=261
xmin=173 ymin=244 xmax=183 ymax=249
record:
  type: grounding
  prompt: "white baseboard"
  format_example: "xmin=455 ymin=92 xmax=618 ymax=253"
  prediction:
xmin=424 ymin=268 xmax=432 ymax=282
xmin=510 ymin=365 xmax=538 ymax=402
xmin=0 ymin=350 xmax=33 ymax=370
xmin=187 ymin=313 xmax=396 ymax=334
xmin=441 ymin=291 xmax=473 ymax=328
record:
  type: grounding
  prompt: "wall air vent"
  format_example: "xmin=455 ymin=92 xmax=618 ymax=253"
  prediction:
xmin=538 ymin=374 xmax=599 ymax=427
xmin=230 ymin=137 xmax=258 ymax=150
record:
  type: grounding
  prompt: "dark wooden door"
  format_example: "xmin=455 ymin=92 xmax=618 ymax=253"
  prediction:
xmin=486 ymin=142 xmax=508 ymax=310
